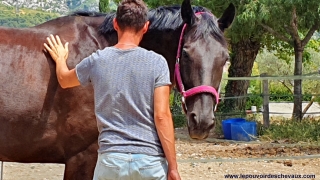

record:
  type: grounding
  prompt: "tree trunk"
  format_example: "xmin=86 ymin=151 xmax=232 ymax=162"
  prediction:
xmin=292 ymin=46 xmax=303 ymax=121
xmin=223 ymin=38 xmax=261 ymax=113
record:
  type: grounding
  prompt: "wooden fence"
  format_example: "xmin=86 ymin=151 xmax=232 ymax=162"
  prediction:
xmin=219 ymin=71 xmax=320 ymax=127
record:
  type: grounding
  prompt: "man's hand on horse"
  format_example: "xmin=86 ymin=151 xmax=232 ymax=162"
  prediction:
xmin=44 ymin=35 xmax=69 ymax=63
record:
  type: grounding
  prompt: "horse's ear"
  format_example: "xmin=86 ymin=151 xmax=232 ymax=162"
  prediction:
xmin=218 ymin=3 xmax=236 ymax=32
xmin=181 ymin=0 xmax=195 ymax=25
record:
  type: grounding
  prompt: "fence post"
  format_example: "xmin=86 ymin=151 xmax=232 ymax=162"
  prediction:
xmin=261 ymin=73 xmax=270 ymax=128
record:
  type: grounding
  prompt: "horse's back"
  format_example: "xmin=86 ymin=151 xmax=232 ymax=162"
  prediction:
xmin=0 ymin=15 xmax=104 ymax=163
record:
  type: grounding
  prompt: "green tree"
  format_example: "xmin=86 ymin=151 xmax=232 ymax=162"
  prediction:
xmin=258 ymin=0 xmax=320 ymax=120
xmin=99 ymin=0 xmax=120 ymax=12
xmin=99 ymin=0 xmax=109 ymax=12
xmin=256 ymin=48 xmax=320 ymax=116
xmin=143 ymin=0 xmax=181 ymax=8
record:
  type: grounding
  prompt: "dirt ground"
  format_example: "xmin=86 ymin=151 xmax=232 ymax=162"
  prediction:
xmin=1 ymin=128 xmax=320 ymax=180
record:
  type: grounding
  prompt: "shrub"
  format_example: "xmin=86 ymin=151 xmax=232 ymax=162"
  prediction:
xmin=170 ymin=90 xmax=186 ymax=128
xmin=260 ymin=118 xmax=320 ymax=143
xmin=172 ymin=114 xmax=186 ymax=128
xmin=245 ymin=95 xmax=263 ymax=110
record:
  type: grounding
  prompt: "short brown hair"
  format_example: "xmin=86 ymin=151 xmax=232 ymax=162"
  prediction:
xmin=116 ymin=0 xmax=148 ymax=32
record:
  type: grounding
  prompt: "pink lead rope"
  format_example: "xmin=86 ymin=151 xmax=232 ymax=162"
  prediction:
xmin=174 ymin=12 xmax=220 ymax=112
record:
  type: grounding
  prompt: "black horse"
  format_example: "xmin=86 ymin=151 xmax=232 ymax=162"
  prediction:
xmin=0 ymin=0 xmax=235 ymax=179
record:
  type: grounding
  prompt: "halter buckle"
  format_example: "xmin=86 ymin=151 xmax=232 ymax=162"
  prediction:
xmin=181 ymin=96 xmax=188 ymax=114
xmin=181 ymin=96 xmax=185 ymax=104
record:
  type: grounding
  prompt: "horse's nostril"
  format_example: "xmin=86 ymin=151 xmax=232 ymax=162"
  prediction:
xmin=190 ymin=113 xmax=198 ymax=126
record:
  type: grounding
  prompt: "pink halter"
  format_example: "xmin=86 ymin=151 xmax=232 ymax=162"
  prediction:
xmin=174 ymin=12 xmax=220 ymax=112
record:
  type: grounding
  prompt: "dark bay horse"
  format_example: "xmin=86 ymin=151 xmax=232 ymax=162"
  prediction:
xmin=0 ymin=0 xmax=235 ymax=179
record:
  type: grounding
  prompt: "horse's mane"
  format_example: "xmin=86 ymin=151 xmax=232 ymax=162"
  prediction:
xmin=70 ymin=11 xmax=107 ymax=17
xmin=71 ymin=5 xmax=225 ymax=45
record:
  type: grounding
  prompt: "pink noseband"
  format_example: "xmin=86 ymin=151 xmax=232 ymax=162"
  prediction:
xmin=174 ymin=12 xmax=220 ymax=112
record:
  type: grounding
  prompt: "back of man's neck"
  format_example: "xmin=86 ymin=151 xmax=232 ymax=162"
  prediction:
xmin=115 ymin=31 xmax=143 ymax=50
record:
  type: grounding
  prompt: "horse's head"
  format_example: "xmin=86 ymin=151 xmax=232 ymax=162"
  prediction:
xmin=177 ymin=0 xmax=235 ymax=139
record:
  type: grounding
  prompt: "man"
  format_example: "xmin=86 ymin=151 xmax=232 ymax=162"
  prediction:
xmin=44 ymin=0 xmax=181 ymax=179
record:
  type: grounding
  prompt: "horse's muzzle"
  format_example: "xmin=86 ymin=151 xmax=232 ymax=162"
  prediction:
xmin=187 ymin=112 xmax=215 ymax=139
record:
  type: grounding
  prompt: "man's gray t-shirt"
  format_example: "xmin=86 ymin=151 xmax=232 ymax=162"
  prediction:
xmin=76 ymin=47 xmax=171 ymax=156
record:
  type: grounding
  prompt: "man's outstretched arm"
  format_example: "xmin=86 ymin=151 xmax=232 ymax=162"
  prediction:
xmin=44 ymin=34 xmax=80 ymax=89
xmin=154 ymin=85 xmax=181 ymax=180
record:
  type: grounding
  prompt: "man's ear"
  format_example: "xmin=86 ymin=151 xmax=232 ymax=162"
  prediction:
xmin=142 ymin=21 xmax=150 ymax=34
xmin=113 ymin=18 xmax=119 ymax=32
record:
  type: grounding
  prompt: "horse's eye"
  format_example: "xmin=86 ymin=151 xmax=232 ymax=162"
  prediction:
xmin=182 ymin=50 xmax=189 ymax=58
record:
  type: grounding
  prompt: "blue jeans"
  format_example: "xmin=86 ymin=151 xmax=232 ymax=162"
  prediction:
xmin=93 ymin=152 xmax=168 ymax=180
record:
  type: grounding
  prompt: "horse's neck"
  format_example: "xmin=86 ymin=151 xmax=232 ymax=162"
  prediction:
xmin=141 ymin=29 xmax=181 ymax=82
xmin=81 ymin=16 xmax=111 ymax=48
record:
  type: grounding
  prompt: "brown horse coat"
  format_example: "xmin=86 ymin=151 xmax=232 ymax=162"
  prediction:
xmin=0 ymin=15 xmax=107 ymax=179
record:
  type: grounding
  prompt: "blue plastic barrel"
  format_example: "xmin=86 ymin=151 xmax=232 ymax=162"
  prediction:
xmin=222 ymin=118 xmax=246 ymax=140
xmin=231 ymin=121 xmax=257 ymax=141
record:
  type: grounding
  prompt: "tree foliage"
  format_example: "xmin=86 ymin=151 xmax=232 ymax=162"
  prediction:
xmin=259 ymin=0 xmax=320 ymax=56
xmin=143 ymin=0 xmax=181 ymax=8
xmin=99 ymin=0 xmax=122 ymax=12
xmin=195 ymin=0 xmax=267 ymax=43
xmin=99 ymin=0 xmax=110 ymax=12
xmin=257 ymin=0 xmax=320 ymax=120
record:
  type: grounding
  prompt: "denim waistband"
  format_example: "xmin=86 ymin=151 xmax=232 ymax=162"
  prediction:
xmin=99 ymin=152 xmax=165 ymax=162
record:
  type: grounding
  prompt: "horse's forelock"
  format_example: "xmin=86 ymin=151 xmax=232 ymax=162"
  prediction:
xmin=191 ymin=13 xmax=226 ymax=46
